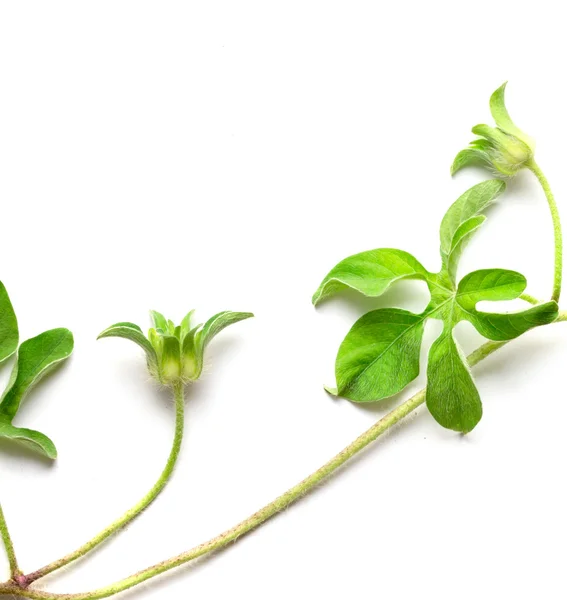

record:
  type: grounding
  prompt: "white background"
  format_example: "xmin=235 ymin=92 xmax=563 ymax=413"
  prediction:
xmin=1 ymin=2 xmax=566 ymax=599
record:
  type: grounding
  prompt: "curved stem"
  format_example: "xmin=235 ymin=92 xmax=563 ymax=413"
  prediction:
xmin=5 ymin=313 xmax=565 ymax=600
xmin=23 ymin=383 xmax=185 ymax=586
xmin=519 ymin=292 xmax=539 ymax=306
xmin=528 ymin=160 xmax=563 ymax=303
xmin=0 ymin=503 xmax=21 ymax=579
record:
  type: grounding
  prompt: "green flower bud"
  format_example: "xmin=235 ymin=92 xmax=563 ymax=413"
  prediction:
xmin=452 ymin=82 xmax=535 ymax=177
xmin=148 ymin=311 xmax=196 ymax=385
xmin=98 ymin=309 xmax=253 ymax=387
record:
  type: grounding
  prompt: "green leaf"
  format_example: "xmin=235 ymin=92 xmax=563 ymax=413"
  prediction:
xmin=456 ymin=269 xmax=527 ymax=305
xmin=440 ymin=179 xmax=506 ymax=256
xmin=150 ymin=310 xmax=168 ymax=332
xmin=97 ymin=322 xmax=158 ymax=370
xmin=451 ymin=148 xmax=491 ymax=176
xmin=0 ymin=282 xmax=19 ymax=364
xmin=334 ymin=308 xmax=426 ymax=402
xmin=489 ymin=82 xmax=534 ymax=150
xmin=455 ymin=269 xmax=558 ymax=340
xmin=468 ymin=301 xmax=558 ymax=342
xmin=312 ymin=249 xmax=429 ymax=305
xmin=196 ymin=311 xmax=254 ymax=352
xmin=0 ymin=418 xmax=57 ymax=459
xmin=445 ymin=215 xmax=486 ymax=283
xmin=180 ymin=310 xmax=196 ymax=339
xmin=0 ymin=329 xmax=74 ymax=422
xmin=439 ymin=179 xmax=506 ymax=283
xmin=426 ymin=330 xmax=482 ymax=433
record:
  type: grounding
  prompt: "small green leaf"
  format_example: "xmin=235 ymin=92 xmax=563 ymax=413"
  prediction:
xmin=451 ymin=149 xmax=491 ymax=176
xmin=196 ymin=311 xmax=254 ymax=352
xmin=97 ymin=322 xmax=158 ymax=371
xmin=440 ymin=179 xmax=506 ymax=257
xmin=457 ymin=269 xmax=527 ymax=305
xmin=180 ymin=310 xmax=196 ymax=338
xmin=0 ymin=418 xmax=57 ymax=459
xmin=150 ymin=310 xmax=168 ymax=332
xmin=0 ymin=329 xmax=74 ymax=422
xmin=312 ymin=249 xmax=429 ymax=305
xmin=0 ymin=282 xmax=18 ymax=364
xmin=334 ymin=308 xmax=426 ymax=402
xmin=445 ymin=215 xmax=486 ymax=282
xmin=468 ymin=301 xmax=558 ymax=341
xmin=455 ymin=269 xmax=558 ymax=340
xmin=489 ymin=82 xmax=534 ymax=150
xmin=426 ymin=330 xmax=482 ymax=434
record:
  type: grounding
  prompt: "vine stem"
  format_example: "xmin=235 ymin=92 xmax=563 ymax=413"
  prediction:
xmin=528 ymin=160 xmax=563 ymax=302
xmin=20 ymin=383 xmax=186 ymax=587
xmin=2 ymin=312 xmax=565 ymax=600
xmin=0 ymin=503 xmax=21 ymax=580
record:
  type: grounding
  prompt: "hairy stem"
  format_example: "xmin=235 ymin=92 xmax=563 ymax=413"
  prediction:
xmin=528 ymin=160 xmax=563 ymax=302
xmin=3 ymin=313 xmax=565 ymax=600
xmin=0 ymin=503 xmax=21 ymax=579
xmin=23 ymin=383 xmax=185 ymax=586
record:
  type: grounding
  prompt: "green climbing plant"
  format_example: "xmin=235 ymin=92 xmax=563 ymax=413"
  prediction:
xmin=0 ymin=82 xmax=564 ymax=600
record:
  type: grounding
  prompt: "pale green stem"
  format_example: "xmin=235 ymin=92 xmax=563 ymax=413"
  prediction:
xmin=3 ymin=312 xmax=565 ymax=600
xmin=0 ymin=503 xmax=21 ymax=579
xmin=22 ymin=383 xmax=185 ymax=586
xmin=519 ymin=293 xmax=539 ymax=306
xmin=528 ymin=160 xmax=563 ymax=303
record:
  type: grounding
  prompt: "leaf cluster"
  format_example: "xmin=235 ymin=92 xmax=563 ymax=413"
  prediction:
xmin=313 ymin=180 xmax=557 ymax=432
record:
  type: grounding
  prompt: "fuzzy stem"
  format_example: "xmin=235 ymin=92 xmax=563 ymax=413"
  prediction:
xmin=528 ymin=160 xmax=563 ymax=303
xmin=22 ymin=383 xmax=185 ymax=586
xmin=4 ymin=313 xmax=566 ymax=600
xmin=0 ymin=503 xmax=21 ymax=580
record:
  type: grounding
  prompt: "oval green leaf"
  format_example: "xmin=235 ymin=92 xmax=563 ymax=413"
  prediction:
xmin=334 ymin=308 xmax=426 ymax=402
xmin=312 ymin=248 xmax=429 ymax=306
xmin=426 ymin=330 xmax=482 ymax=434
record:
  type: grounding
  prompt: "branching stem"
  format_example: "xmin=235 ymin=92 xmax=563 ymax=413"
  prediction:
xmin=2 ymin=312 xmax=565 ymax=599
xmin=21 ymin=383 xmax=185 ymax=587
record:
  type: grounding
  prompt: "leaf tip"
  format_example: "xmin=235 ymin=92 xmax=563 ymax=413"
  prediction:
xmin=324 ymin=385 xmax=338 ymax=396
